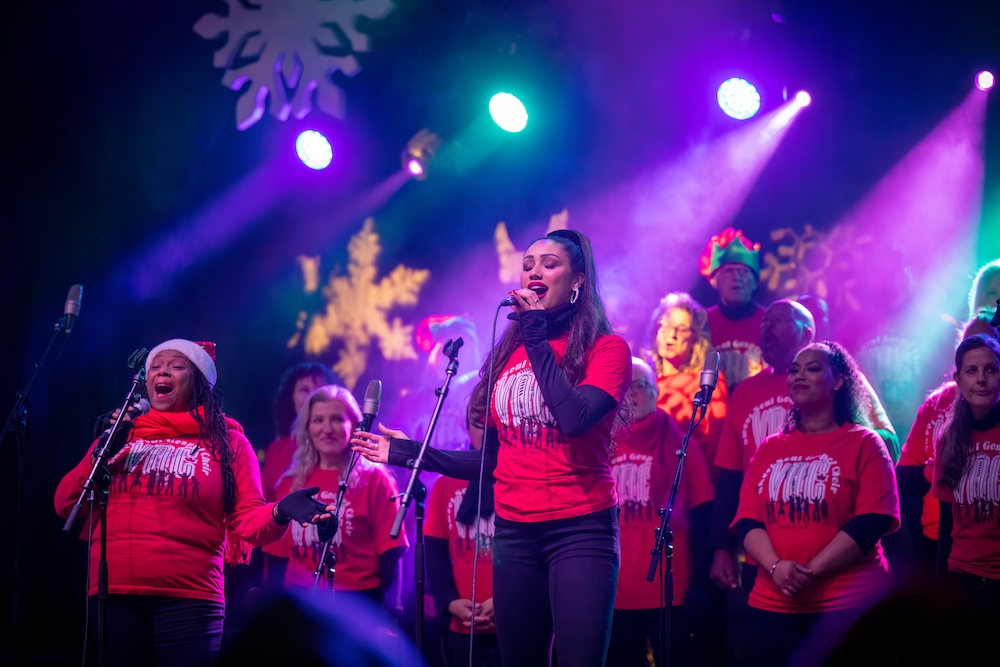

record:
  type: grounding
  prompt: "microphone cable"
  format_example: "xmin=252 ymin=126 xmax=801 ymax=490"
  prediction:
xmin=468 ymin=302 xmax=504 ymax=667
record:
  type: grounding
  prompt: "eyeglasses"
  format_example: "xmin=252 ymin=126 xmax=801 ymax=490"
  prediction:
xmin=658 ymin=325 xmax=693 ymax=337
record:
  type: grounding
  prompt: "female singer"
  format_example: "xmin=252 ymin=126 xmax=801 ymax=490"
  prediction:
xmin=263 ymin=385 xmax=406 ymax=612
xmin=932 ymin=334 xmax=1000 ymax=604
xmin=649 ymin=292 xmax=729 ymax=481
xmin=55 ymin=339 xmax=332 ymax=666
xmin=732 ymin=341 xmax=899 ymax=667
xmin=353 ymin=229 xmax=631 ymax=666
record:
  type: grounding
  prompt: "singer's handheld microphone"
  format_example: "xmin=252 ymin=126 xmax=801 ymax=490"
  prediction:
xmin=500 ymin=295 xmax=517 ymax=307
xmin=61 ymin=284 xmax=83 ymax=335
xmin=358 ymin=380 xmax=382 ymax=433
xmin=103 ymin=399 xmax=151 ymax=437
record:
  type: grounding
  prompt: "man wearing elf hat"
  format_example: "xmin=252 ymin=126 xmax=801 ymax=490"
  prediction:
xmin=700 ymin=228 xmax=766 ymax=389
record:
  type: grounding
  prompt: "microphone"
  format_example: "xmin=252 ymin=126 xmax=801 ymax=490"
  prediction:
xmin=699 ymin=351 xmax=721 ymax=407
xmin=102 ymin=398 xmax=151 ymax=437
xmin=62 ymin=284 xmax=83 ymax=335
xmin=500 ymin=295 xmax=517 ymax=307
xmin=358 ymin=380 xmax=382 ymax=433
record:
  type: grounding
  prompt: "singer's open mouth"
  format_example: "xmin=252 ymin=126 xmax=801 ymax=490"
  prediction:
xmin=528 ymin=282 xmax=548 ymax=297
xmin=154 ymin=383 xmax=173 ymax=396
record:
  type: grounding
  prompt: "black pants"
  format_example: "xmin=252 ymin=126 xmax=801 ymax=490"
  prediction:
xmin=493 ymin=507 xmax=620 ymax=667
xmin=944 ymin=570 xmax=1000 ymax=608
xmin=747 ymin=607 xmax=859 ymax=667
xmin=89 ymin=594 xmax=225 ymax=667
xmin=447 ymin=629 xmax=502 ymax=667
xmin=605 ymin=607 xmax=690 ymax=667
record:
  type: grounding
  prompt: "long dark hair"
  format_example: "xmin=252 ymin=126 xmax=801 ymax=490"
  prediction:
xmin=272 ymin=363 xmax=342 ymax=438
xmin=937 ymin=334 xmax=1000 ymax=490
xmin=785 ymin=341 xmax=873 ymax=433
xmin=469 ymin=229 xmax=614 ymax=424
xmin=189 ymin=371 xmax=237 ymax=515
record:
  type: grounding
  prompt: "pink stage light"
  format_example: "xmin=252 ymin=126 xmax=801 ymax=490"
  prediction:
xmin=406 ymin=158 xmax=424 ymax=176
xmin=976 ymin=71 xmax=995 ymax=91
xmin=795 ymin=91 xmax=812 ymax=107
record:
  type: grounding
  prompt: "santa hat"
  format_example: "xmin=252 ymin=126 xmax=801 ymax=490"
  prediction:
xmin=699 ymin=227 xmax=761 ymax=280
xmin=145 ymin=339 xmax=218 ymax=388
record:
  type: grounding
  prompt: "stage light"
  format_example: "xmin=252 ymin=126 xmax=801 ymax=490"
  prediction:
xmin=401 ymin=129 xmax=440 ymax=180
xmin=489 ymin=93 xmax=528 ymax=132
xmin=795 ymin=91 xmax=812 ymax=107
xmin=717 ymin=78 xmax=761 ymax=120
xmin=295 ymin=130 xmax=333 ymax=170
xmin=976 ymin=71 xmax=995 ymax=91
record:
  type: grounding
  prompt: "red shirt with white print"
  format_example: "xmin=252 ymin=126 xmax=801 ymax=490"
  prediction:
xmin=425 ymin=476 xmax=496 ymax=634
xmin=260 ymin=434 xmax=295 ymax=503
xmin=656 ymin=371 xmax=729 ymax=482
xmin=899 ymin=383 xmax=956 ymax=540
xmin=612 ymin=409 xmax=715 ymax=609
xmin=263 ymin=461 xmax=407 ymax=591
xmin=491 ymin=333 xmax=631 ymax=522
xmin=714 ymin=367 xmax=793 ymax=474
xmin=932 ymin=421 xmax=1000 ymax=579
xmin=706 ymin=304 xmax=766 ymax=389
xmin=733 ymin=424 xmax=900 ymax=613
xmin=54 ymin=410 xmax=285 ymax=604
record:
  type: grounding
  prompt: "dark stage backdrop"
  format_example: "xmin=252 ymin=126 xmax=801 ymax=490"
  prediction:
xmin=2 ymin=0 xmax=999 ymax=662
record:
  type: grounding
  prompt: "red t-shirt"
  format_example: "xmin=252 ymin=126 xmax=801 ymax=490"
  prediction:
xmin=260 ymin=434 xmax=296 ymax=503
xmin=706 ymin=304 xmax=766 ymax=389
xmin=612 ymin=409 xmax=715 ymax=609
xmin=655 ymin=371 xmax=728 ymax=482
xmin=715 ymin=368 xmax=793 ymax=474
xmin=54 ymin=410 xmax=285 ymax=604
xmin=899 ymin=384 xmax=956 ymax=540
xmin=733 ymin=424 xmax=900 ymax=613
xmin=491 ymin=334 xmax=631 ymax=522
xmin=932 ymin=422 xmax=1000 ymax=579
xmin=263 ymin=461 xmax=407 ymax=591
xmin=425 ymin=476 xmax=496 ymax=634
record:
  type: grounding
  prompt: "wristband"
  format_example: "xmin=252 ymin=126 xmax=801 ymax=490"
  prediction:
xmin=768 ymin=560 xmax=781 ymax=578
xmin=273 ymin=504 xmax=291 ymax=526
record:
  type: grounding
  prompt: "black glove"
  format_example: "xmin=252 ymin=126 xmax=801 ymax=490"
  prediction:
xmin=275 ymin=487 xmax=328 ymax=526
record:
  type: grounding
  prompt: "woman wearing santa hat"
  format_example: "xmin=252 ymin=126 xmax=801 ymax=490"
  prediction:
xmin=55 ymin=339 xmax=333 ymax=666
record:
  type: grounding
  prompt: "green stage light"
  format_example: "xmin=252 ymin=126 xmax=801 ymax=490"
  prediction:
xmin=489 ymin=92 xmax=528 ymax=132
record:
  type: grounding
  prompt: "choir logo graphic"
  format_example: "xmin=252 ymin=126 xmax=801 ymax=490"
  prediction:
xmin=492 ymin=360 xmax=559 ymax=448
xmin=109 ymin=439 xmax=214 ymax=498
xmin=291 ymin=496 xmax=354 ymax=562
xmin=742 ymin=396 xmax=792 ymax=451
xmin=952 ymin=449 xmax=1000 ymax=524
xmin=756 ymin=454 xmax=840 ymax=525
xmin=446 ymin=488 xmax=495 ymax=557
xmin=716 ymin=340 xmax=764 ymax=387
xmin=611 ymin=452 xmax=655 ymax=522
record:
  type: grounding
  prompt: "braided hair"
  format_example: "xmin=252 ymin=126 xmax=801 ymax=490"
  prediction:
xmin=189 ymin=371 xmax=236 ymax=515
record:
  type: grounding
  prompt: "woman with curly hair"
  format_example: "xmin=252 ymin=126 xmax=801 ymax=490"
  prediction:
xmin=932 ymin=334 xmax=1000 ymax=605
xmin=731 ymin=341 xmax=900 ymax=667
xmin=55 ymin=339 xmax=331 ymax=666
xmin=352 ymin=229 xmax=632 ymax=666
xmin=263 ymin=385 xmax=406 ymax=612
xmin=650 ymin=292 xmax=729 ymax=480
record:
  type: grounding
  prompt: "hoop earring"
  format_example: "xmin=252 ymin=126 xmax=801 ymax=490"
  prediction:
xmin=570 ymin=287 xmax=580 ymax=304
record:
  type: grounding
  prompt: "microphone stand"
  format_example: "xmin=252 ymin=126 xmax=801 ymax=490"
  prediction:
xmin=62 ymin=349 xmax=148 ymax=667
xmin=311 ymin=450 xmax=362 ymax=590
xmin=646 ymin=392 xmax=708 ymax=667
xmin=390 ymin=336 xmax=463 ymax=650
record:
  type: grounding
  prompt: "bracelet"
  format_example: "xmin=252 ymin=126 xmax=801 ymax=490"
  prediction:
xmin=768 ymin=560 xmax=781 ymax=578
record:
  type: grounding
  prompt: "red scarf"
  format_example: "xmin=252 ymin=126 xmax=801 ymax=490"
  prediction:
xmin=131 ymin=408 xmax=252 ymax=565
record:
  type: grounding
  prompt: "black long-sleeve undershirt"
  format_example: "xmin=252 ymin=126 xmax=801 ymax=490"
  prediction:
xmin=518 ymin=310 xmax=618 ymax=436
xmin=709 ymin=468 xmax=743 ymax=551
xmin=388 ymin=429 xmax=499 ymax=481
xmin=735 ymin=514 xmax=894 ymax=559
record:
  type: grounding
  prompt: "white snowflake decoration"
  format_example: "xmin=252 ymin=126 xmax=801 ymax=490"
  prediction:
xmin=194 ymin=0 xmax=395 ymax=130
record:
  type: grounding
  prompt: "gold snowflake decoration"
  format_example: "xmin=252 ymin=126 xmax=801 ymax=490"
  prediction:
xmin=759 ymin=223 xmax=872 ymax=311
xmin=291 ymin=218 xmax=429 ymax=389
xmin=494 ymin=209 xmax=569 ymax=284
